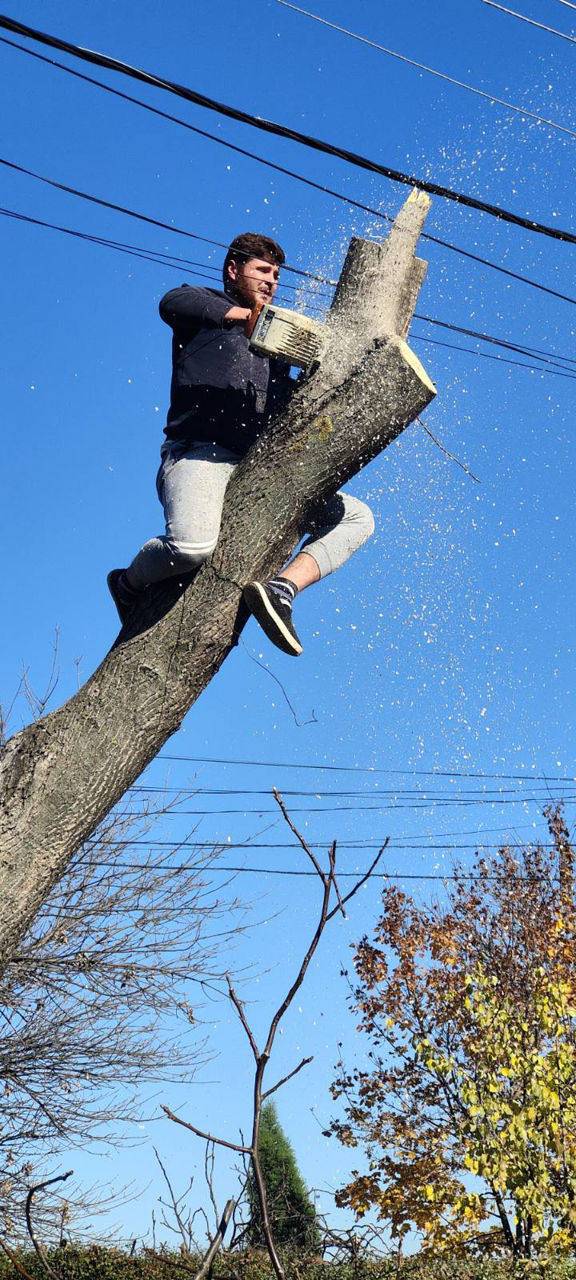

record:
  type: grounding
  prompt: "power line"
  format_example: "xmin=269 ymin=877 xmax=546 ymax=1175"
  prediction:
xmin=278 ymin=1 xmax=576 ymax=141
xmin=3 ymin=35 xmax=576 ymax=311
xmin=482 ymin=0 xmax=576 ymax=42
xmin=83 ymin=862 xmax=557 ymax=882
xmin=549 ymin=0 xmax=576 ymax=9
xmin=0 ymin=206 xmax=308 ymax=303
xmin=415 ymin=314 xmax=576 ymax=376
xmin=110 ymin=799 xmax=576 ymax=816
xmin=6 ymin=184 xmax=576 ymax=383
xmin=95 ymin=839 xmax=560 ymax=851
xmin=0 ymin=156 xmax=328 ymax=284
xmin=155 ymin=755 xmax=574 ymax=782
xmin=416 ymin=313 xmax=576 ymax=370
xmin=413 ymin=330 xmax=576 ymax=380
xmin=2 ymin=13 xmax=576 ymax=245
xmin=2 ymin=208 xmax=569 ymax=385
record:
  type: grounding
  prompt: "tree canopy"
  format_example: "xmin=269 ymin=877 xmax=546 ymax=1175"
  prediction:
xmin=329 ymin=808 xmax=576 ymax=1261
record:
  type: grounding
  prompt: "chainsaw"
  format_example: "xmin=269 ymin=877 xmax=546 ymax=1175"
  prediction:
xmin=246 ymin=301 xmax=326 ymax=372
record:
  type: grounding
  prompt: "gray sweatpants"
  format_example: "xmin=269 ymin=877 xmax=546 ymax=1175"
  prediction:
xmin=127 ymin=441 xmax=374 ymax=590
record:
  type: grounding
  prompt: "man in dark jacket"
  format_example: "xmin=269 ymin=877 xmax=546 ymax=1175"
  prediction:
xmin=108 ymin=232 xmax=374 ymax=656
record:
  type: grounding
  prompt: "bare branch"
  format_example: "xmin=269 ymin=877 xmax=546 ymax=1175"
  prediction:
xmin=163 ymin=799 xmax=386 ymax=1280
xmin=417 ymin=415 xmax=481 ymax=484
xmin=161 ymin=1106 xmax=250 ymax=1154
xmin=226 ymin=975 xmax=260 ymax=1061
xmin=262 ymin=1056 xmax=314 ymax=1100
xmin=328 ymin=842 xmax=347 ymax=919
xmin=154 ymin=1147 xmax=193 ymax=1255
xmin=25 ymin=1171 xmax=73 ymax=1280
xmin=273 ymin=789 xmax=326 ymax=881
xmin=191 ymin=1198 xmax=235 ymax=1280
xmin=327 ymin=838 xmax=390 ymax=921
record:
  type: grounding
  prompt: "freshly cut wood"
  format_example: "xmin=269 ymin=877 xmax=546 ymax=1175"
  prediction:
xmin=0 ymin=189 xmax=436 ymax=970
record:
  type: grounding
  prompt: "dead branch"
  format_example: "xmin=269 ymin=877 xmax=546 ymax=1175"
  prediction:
xmin=161 ymin=1108 xmax=250 ymax=1155
xmin=24 ymin=1171 xmax=73 ymax=1280
xmin=192 ymin=1198 xmax=235 ymax=1280
xmin=163 ymin=796 xmax=389 ymax=1280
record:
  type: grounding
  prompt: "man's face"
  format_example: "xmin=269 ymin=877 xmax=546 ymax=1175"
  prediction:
xmin=227 ymin=256 xmax=280 ymax=308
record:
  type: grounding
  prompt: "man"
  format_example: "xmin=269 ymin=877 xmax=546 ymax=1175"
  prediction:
xmin=108 ymin=232 xmax=374 ymax=656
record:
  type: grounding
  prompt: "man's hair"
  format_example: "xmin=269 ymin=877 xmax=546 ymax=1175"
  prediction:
xmin=222 ymin=232 xmax=285 ymax=289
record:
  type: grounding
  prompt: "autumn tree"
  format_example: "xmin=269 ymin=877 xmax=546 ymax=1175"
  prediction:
xmin=329 ymin=807 xmax=576 ymax=1261
xmin=246 ymin=1101 xmax=320 ymax=1253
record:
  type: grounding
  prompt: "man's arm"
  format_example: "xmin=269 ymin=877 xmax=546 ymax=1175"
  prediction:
xmin=159 ymin=284 xmax=248 ymax=329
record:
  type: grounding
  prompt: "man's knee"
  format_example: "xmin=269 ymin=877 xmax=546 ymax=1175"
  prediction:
xmin=165 ymin=535 xmax=218 ymax=570
xmin=342 ymin=495 xmax=375 ymax=544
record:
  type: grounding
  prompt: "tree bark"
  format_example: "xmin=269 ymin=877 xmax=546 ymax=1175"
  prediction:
xmin=0 ymin=189 xmax=436 ymax=969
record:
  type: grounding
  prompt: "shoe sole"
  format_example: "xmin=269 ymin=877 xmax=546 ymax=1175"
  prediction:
xmin=243 ymin=583 xmax=303 ymax=656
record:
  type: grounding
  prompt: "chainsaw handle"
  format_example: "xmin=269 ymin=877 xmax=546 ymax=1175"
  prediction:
xmin=244 ymin=301 xmax=264 ymax=339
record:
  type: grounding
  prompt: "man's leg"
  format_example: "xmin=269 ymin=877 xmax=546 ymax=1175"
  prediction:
xmin=243 ymin=492 xmax=374 ymax=656
xmin=108 ymin=442 xmax=240 ymax=623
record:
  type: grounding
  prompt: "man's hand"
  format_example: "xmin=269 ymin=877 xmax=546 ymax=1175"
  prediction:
xmin=223 ymin=303 xmax=265 ymax=338
xmin=224 ymin=305 xmax=251 ymax=326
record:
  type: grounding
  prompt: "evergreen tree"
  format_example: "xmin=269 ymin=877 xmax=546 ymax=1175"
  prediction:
xmin=247 ymin=1101 xmax=320 ymax=1251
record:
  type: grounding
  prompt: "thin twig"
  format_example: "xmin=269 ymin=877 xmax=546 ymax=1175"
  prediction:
xmin=273 ymin=789 xmax=325 ymax=879
xmin=154 ymin=1147 xmax=193 ymax=1253
xmin=163 ymin=798 xmax=387 ymax=1280
xmin=204 ymin=1141 xmax=220 ymax=1232
xmin=226 ymin=974 xmax=260 ymax=1061
xmin=242 ymin=644 xmax=318 ymax=727
xmin=417 ymin=416 xmax=481 ymax=483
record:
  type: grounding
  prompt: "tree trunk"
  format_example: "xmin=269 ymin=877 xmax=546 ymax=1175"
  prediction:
xmin=0 ymin=189 xmax=436 ymax=969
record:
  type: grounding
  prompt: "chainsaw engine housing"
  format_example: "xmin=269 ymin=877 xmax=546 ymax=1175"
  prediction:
xmin=249 ymin=304 xmax=326 ymax=371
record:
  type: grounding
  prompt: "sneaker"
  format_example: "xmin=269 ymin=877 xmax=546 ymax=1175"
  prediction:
xmin=107 ymin=568 xmax=139 ymax=625
xmin=243 ymin=579 xmax=303 ymax=657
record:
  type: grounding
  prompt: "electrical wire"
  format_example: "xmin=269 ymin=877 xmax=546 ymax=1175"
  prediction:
xmin=0 ymin=155 xmax=329 ymax=284
xmin=416 ymin=313 xmax=576 ymax=370
xmin=154 ymin=755 xmax=574 ymax=782
xmin=107 ymin=800 xmax=576 ymax=816
xmin=549 ymin=0 xmax=576 ymax=9
xmin=81 ymin=863 xmax=558 ymax=882
xmin=482 ymin=0 xmax=576 ymax=42
xmin=120 ymin=783 xmax=575 ymax=798
xmin=91 ymin=839 xmax=560 ymax=851
xmin=0 ymin=206 xmax=309 ymax=302
xmin=5 ymin=189 xmax=576 ymax=382
xmin=412 ymin=331 xmax=576 ymax=380
xmin=278 ymin=1 xmax=576 ymax=141
xmin=1 ymin=13 xmax=576 ymax=244
xmin=3 ymin=33 xmax=576 ymax=311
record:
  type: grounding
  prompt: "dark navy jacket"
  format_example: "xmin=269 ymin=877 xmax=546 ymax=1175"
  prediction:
xmin=159 ymin=284 xmax=293 ymax=455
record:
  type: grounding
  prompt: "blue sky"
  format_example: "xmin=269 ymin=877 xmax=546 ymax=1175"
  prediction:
xmin=1 ymin=0 xmax=575 ymax=1247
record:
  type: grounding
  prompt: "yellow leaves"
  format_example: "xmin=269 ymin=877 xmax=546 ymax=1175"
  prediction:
xmin=332 ymin=843 xmax=576 ymax=1262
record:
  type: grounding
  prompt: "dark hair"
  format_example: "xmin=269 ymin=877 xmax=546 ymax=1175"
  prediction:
xmin=222 ymin=231 xmax=285 ymax=289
